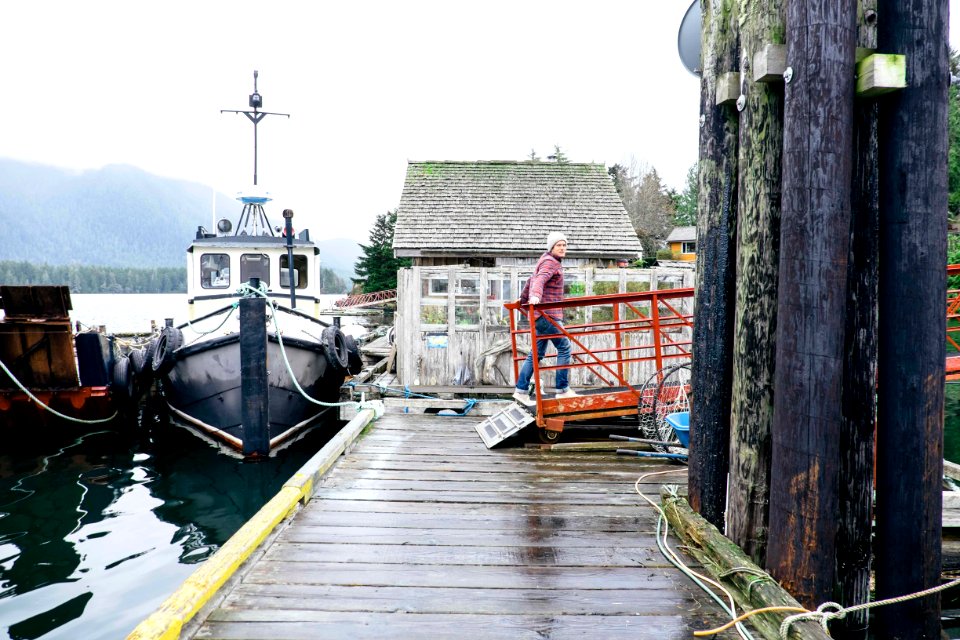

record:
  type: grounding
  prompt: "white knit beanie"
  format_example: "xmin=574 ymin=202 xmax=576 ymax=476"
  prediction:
xmin=546 ymin=231 xmax=568 ymax=252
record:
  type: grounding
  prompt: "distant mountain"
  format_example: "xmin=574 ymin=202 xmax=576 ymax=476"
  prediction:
xmin=315 ymin=238 xmax=361 ymax=283
xmin=0 ymin=159 xmax=360 ymax=282
xmin=0 ymin=160 xmax=229 ymax=268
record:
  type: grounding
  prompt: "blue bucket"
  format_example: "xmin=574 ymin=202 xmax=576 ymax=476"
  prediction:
xmin=664 ymin=411 xmax=690 ymax=447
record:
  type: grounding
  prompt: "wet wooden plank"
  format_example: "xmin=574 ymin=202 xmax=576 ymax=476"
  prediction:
xmin=196 ymin=613 xmax=713 ymax=640
xmin=187 ymin=414 xmax=744 ymax=640
xmin=242 ymin=562 xmax=700 ymax=589
xmin=221 ymin=585 xmax=705 ymax=615
xmin=282 ymin=525 xmax=660 ymax=547
xmin=296 ymin=510 xmax=661 ymax=531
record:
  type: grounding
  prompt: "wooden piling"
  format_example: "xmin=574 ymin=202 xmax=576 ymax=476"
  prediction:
xmin=240 ymin=289 xmax=270 ymax=457
xmin=873 ymin=0 xmax=949 ymax=636
xmin=689 ymin=0 xmax=740 ymax=530
xmin=832 ymin=3 xmax=879 ymax=638
xmin=725 ymin=0 xmax=786 ymax=565
xmin=766 ymin=0 xmax=857 ymax=607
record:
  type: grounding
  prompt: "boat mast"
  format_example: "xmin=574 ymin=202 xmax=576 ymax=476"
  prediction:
xmin=221 ymin=71 xmax=290 ymax=235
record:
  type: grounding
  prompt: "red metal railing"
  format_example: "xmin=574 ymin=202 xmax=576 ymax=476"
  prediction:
xmin=946 ymin=265 xmax=960 ymax=379
xmin=504 ymin=287 xmax=694 ymax=428
xmin=334 ymin=289 xmax=397 ymax=309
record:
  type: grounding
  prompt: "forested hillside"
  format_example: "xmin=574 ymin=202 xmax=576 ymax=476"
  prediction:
xmin=0 ymin=159 xmax=360 ymax=292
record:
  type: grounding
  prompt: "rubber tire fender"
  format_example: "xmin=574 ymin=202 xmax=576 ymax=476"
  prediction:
xmin=112 ymin=355 xmax=135 ymax=401
xmin=151 ymin=326 xmax=184 ymax=376
xmin=322 ymin=325 xmax=350 ymax=373
xmin=343 ymin=334 xmax=364 ymax=375
xmin=129 ymin=348 xmax=148 ymax=377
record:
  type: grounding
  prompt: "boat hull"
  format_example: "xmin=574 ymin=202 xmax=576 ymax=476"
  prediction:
xmin=160 ymin=332 xmax=343 ymax=454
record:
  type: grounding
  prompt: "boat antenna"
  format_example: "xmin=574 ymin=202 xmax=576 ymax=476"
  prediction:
xmin=220 ymin=71 xmax=290 ymax=236
xmin=220 ymin=70 xmax=290 ymax=187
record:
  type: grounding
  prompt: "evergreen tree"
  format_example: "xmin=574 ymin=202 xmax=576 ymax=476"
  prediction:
xmin=353 ymin=210 xmax=411 ymax=294
xmin=673 ymin=163 xmax=699 ymax=226
xmin=547 ymin=145 xmax=569 ymax=163
xmin=949 ymin=48 xmax=959 ymax=219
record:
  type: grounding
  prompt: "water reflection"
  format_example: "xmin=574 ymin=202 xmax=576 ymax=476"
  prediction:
xmin=0 ymin=412 xmax=336 ymax=639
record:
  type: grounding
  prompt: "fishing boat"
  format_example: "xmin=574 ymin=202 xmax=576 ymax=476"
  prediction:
xmin=147 ymin=192 xmax=361 ymax=457
xmin=144 ymin=71 xmax=360 ymax=457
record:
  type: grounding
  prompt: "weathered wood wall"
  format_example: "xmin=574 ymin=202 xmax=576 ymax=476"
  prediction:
xmin=396 ymin=266 xmax=695 ymax=389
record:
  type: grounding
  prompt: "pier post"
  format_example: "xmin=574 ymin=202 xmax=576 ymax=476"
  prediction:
xmin=766 ymin=0 xmax=857 ymax=607
xmin=874 ymin=0 xmax=948 ymax=635
xmin=725 ymin=0 xmax=786 ymax=564
xmin=832 ymin=6 xmax=880 ymax=638
xmin=688 ymin=0 xmax=740 ymax=530
xmin=240 ymin=278 xmax=270 ymax=457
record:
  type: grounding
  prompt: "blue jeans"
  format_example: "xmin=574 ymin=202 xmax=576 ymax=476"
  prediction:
xmin=516 ymin=316 xmax=571 ymax=393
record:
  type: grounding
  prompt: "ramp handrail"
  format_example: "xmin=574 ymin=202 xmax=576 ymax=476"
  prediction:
xmin=504 ymin=287 xmax=694 ymax=408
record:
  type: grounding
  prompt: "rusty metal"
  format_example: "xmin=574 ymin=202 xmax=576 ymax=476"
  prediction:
xmin=505 ymin=287 xmax=694 ymax=432
xmin=334 ymin=289 xmax=398 ymax=309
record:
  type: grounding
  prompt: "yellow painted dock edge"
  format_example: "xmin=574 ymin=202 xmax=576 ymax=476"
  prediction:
xmin=126 ymin=407 xmax=377 ymax=640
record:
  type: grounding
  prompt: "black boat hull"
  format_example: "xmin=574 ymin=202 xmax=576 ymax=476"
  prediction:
xmin=160 ymin=332 xmax=343 ymax=454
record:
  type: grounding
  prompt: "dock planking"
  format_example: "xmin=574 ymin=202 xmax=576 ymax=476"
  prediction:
xmin=188 ymin=413 xmax=749 ymax=639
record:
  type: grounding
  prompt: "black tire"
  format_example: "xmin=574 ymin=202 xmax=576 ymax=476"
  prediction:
xmin=151 ymin=326 xmax=184 ymax=376
xmin=321 ymin=326 xmax=350 ymax=373
xmin=343 ymin=334 xmax=363 ymax=375
xmin=144 ymin=338 xmax=159 ymax=371
xmin=112 ymin=356 xmax=135 ymax=401
xmin=129 ymin=348 xmax=148 ymax=377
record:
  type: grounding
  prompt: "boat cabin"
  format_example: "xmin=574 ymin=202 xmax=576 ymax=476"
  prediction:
xmin=186 ymin=196 xmax=325 ymax=319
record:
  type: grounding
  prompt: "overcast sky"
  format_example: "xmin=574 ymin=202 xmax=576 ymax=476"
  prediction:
xmin=2 ymin=2 xmax=958 ymax=244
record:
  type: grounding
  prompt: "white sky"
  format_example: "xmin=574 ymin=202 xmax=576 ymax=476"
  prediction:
xmin=2 ymin=1 xmax=958 ymax=244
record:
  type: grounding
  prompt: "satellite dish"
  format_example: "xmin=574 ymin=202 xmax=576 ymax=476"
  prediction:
xmin=677 ymin=0 xmax=702 ymax=77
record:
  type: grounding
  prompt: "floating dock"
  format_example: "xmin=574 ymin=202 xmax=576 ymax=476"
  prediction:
xmin=132 ymin=411 xmax=750 ymax=639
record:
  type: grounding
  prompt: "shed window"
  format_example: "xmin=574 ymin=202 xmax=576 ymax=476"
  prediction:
xmin=421 ymin=275 xmax=448 ymax=326
xmin=682 ymin=241 xmax=696 ymax=254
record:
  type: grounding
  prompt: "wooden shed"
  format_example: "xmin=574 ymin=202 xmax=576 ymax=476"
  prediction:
xmin=393 ymin=160 xmax=644 ymax=267
xmin=665 ymin=226 xmax=697 ymax=262
xmin=391 ymin=160 xmax=688 ymax=389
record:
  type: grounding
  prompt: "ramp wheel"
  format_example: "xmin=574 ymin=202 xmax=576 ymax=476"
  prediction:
xmin=538 ymin=427 xmax=560 ymax=443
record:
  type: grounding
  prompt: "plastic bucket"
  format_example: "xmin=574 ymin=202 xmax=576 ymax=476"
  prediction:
xmin=664 ymin=411 xmax=690 ymax=447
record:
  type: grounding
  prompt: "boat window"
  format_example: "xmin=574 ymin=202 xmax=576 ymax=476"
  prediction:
xmin=200 ymin=253 xmax=231 ymax=289
xmin=240 ymin=254 xmax=271 ymax=286
xmin=280 ymin=254 xmax=308 ymax=289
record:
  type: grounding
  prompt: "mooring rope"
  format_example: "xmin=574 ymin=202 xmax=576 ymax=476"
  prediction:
xmin=633 ymin=474 xmax=756 ymax=640
xmin=235 ymin=283 xmax=383 ymax=418
xmin=0 ymin=356 xmax=117 ymax=424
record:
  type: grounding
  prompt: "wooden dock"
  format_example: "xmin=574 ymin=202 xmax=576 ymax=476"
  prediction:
xmin=124 ymin=262 xmax=960 ymax=638
xmin=171 ymin=413 xmax=748 ymax=639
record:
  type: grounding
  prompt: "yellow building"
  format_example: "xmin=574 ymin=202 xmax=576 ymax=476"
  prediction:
xmin=665 ymin=226 xmax=697 ymax=262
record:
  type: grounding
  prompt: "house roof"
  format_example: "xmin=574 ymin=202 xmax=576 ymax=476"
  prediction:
xmin=393 ymin=161 xmax=643 ymax=258
xmin=666 ymin=226 xmax=697 ymax=243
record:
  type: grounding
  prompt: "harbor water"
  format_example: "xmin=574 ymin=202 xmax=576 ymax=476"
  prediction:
xmin=0 ymin=293 xmax=346 ymax=639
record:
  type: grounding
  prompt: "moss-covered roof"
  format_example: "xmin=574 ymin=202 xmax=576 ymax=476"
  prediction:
xmin=393 ymin=161 xmax=643 ymax=258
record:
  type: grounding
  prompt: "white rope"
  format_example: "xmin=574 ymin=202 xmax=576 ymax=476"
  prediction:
xmin=779 ymin=578 xmax=960 ymax=638
xmin=236 ymin=283 xmax=382 ymax=417
xmin=0 ymin=356 xmax=117 ymax=424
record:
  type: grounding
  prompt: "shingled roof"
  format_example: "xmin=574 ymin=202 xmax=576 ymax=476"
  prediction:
xmin=393 ymin=161 xmax=643 ymax=259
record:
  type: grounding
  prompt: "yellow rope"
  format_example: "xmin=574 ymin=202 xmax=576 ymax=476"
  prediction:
xmin=694 ymin=606 xmax=807 ymax=637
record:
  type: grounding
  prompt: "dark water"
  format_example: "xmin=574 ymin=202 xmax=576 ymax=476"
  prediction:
xmin=0 ymin=406 xmax=338 ymax=640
